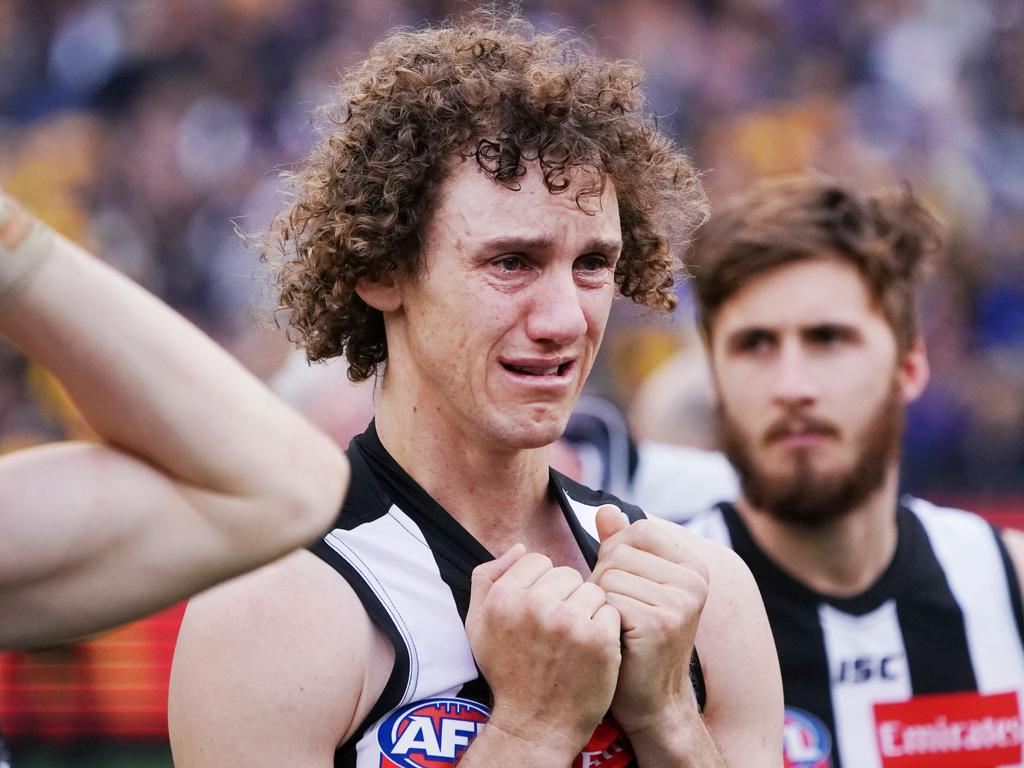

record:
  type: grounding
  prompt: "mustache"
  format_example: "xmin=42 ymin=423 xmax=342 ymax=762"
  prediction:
xmin=762 ymin=412 xmax=841 ymax=445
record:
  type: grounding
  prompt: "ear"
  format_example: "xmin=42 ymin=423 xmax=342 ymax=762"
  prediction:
xmin=896 ymin=340 xmax=929 ymax=405
xmin=355 ymin=274 xmax=402 ymax=313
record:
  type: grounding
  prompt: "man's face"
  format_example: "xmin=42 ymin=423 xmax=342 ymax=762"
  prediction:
xmin=708 ymin=258 xmax=928 ymax=525
xmin=385 ymin=159 xmax=622 ymax=451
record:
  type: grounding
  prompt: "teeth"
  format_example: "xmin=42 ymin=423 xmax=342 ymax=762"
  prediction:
xmin=510 ymin=365 xmax=560 ymax=375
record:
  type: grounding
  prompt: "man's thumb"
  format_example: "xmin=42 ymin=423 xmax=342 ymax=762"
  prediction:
xmin=596 ymin=504 xmax=630 ymax=543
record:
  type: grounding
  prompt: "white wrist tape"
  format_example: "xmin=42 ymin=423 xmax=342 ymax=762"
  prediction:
xmin=0 ymin=193 xmax=56 ymax=308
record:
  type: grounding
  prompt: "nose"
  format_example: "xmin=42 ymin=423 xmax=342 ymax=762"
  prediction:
xmin=524 ymin=268 xmax=588 ymax=346
xmin=772 ymin=338 xmax=818 ymax=406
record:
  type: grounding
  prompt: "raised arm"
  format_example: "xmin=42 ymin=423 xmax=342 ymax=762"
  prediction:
xmin=0 ymin=192 xmax=348 ymax=649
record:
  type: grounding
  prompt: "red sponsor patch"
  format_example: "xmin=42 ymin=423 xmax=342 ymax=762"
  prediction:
xmin=874 ymin=690 xmax=1022 ymax=768
xmin=573 ymin=716 xmax=635 ymax=768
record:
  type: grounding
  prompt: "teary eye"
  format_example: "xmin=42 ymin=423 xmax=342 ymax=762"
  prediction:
xmin=496 ymin=255 xmax=527 ymax=272
xmin=574 ymin=253 xmax=608 ymax=272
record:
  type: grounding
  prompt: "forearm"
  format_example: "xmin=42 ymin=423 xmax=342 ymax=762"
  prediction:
xmin=628 ymin=706 xmax=727 ymax=768
xmin=0 ymin=205 xmax=344 ymax=535
xmin=456 ymin=720 xmax=581 ymax=768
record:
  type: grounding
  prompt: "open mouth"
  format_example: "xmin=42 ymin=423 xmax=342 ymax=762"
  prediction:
xmin=501 ymin=361 xmax=572 ymax=376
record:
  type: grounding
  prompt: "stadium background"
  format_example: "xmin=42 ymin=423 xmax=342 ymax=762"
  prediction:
xmin=0 ymin=0 xmax=1021 ymax=765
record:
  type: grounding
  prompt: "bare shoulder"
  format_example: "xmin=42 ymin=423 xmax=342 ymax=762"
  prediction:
xmin=685 ymin=526 xmax=784 ymax=765
xmin=1001 ymin=527 xmax=1024 ymax=560
xmin=169 ymin=549 xmax=394 ymax=766
xmin=1000 ymin=528 xmax=1024 ymax=594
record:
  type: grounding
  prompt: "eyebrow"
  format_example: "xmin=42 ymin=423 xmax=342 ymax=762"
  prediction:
xmin=477 ymin=235 xmax=623 ymax=254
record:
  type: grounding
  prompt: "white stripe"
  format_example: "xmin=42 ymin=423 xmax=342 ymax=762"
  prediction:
xmin=909 ymin=496 xmax=1024 ymax=692
xmin=683 ymin=507 xmax=733 ymax=548
xmin=565 ymin=497 xmax=601 ymax=542
xmin=820 ymin=600 xmax=911 ymax=768
xmin=325 ymin=505 xmax=478 ymax=706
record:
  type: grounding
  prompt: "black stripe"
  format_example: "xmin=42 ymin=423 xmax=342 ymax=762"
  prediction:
xmin=895 ymin=506 xmax=976 ymax=694
xmin=457 ymin=675 xmax=494 ymax=710
xmin=307 ymin=436 xmax=412 ymax=767
xmin=551 ymin=469 xmax=645 ymax=569
xmin=718 ymin=503 xmax=841 ymax=768
xmin=995 ymin=527 xmax=1024 ymax=647
xmin=356 ymin=422 xmax=489 ymax=623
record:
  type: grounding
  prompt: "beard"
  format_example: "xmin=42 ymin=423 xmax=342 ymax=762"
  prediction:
xmin=718 ymin=382 xmax=905 ymax=528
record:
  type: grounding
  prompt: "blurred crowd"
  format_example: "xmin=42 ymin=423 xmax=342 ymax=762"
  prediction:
xmin=0 ymin=0 xmax=1022 ymax=493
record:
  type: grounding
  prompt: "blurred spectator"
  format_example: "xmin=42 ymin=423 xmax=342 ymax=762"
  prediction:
xmin=0 ymin=0 xmax=1020 ymax=490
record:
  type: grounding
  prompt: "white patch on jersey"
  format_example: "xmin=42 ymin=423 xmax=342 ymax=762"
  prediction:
xmin=682 ymin=506 xmax=733 ymax=548
xmin=910 ymin=497 xmax=1024 ymax=693
xmin=564 ymin=496 xmax=603 ymax=543
xmin=820 ymin=600 xmax=911 ymax=768
xmin=324 ymin=505 xmax=478 ymax=707
xmin=631 ymin=444 xmax=740 ymax=523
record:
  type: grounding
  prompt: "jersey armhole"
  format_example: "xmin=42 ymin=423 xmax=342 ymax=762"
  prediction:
xmin=691 ymin=648 xmax=707 ymax=713
xmin=308 ymin=537 xmax=411 ymax=758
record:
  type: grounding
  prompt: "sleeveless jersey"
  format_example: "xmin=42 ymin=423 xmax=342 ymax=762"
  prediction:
xmin=311 ymin=423 xmax=706 ymax=767
xmin=686 ymin=498 xmax=1024 ymax=768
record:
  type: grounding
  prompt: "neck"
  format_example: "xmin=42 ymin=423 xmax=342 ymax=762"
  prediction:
xmin=373 ymin=372 xmax=555 ymax=557
xmin=736 ymin=464 xmax=901 ymax=597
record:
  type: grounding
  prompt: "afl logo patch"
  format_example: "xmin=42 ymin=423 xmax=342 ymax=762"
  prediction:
xmin=784 ymin=707 xmax=833 ymax=768
xmin=378 ymin=697 xmax=490 ymax=767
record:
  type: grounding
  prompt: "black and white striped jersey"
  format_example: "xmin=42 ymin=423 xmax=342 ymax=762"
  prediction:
xmin=687 ymin=498 xmax=1024 ymax=768
xmin=311 ymin=423 xmax=706 ymax=768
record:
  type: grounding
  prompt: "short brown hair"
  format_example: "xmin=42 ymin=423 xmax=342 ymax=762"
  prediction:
xmin=690 ymin=173 xmax=944 ymax=353
xmin=260 ymin=11 xmax=707 ymax=381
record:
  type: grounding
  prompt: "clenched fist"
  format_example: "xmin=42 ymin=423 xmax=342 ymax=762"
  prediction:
xmin=590 ymin=506 xmax=710 ymax=736
xmin=467 ymin=544 xmax=622 ymax=762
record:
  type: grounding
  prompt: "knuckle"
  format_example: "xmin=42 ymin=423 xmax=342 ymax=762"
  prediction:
xmin=552 ymin=565 xmax=583 ymax=585
xmin=575 ymin=581 xmax=604 ymax=601
xmin=632 ymin=518 xmax=652 ymax=536
xmin=524 ymin=553 xmax=554 ymax=571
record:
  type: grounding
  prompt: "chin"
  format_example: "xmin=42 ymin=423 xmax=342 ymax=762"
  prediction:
xmin=492 ymin=412 xmax=569 ymax=451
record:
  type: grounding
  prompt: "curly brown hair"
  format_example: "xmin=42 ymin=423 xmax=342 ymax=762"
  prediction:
xmin=690 ymin=173 xmax=944 ymax=354
xmin=260 ymin=11 xmax=707 ymax=381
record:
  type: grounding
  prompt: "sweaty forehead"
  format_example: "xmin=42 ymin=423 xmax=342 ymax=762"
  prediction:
xmin=429 ymin=158 xmax=621 ymax=248
xmin=715 ymin=258 xmax=885 ymax=333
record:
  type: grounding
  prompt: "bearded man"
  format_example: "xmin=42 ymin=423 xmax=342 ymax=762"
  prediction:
xmin=685 ymin=173 xmax=1024 ymax=768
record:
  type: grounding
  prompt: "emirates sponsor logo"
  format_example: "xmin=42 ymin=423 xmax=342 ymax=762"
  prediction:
xmin=874 ymin=690 xmax=1022 ymax=768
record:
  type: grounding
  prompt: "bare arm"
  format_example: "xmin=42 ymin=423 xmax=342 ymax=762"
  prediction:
xmin=169 ymin=551 xmax=382 ymax=767
xmin=1001 ymin=528 xmax=1024 ymax=609
xmin=0 ymin=193 xmax=347 ymax=649
xmin=693 ymin=540 xmax=784 ymax=766
xmin=170 ymin=545 xmax=624 ymax=767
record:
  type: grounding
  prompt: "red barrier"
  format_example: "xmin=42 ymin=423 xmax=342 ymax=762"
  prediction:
xmin=0 ymin=603 xmax=185 ymax=739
